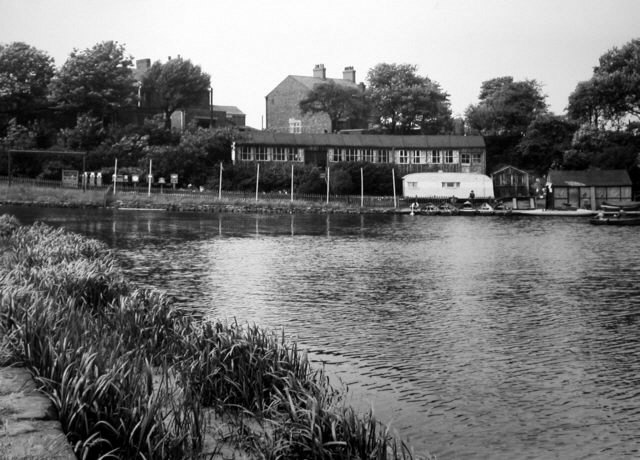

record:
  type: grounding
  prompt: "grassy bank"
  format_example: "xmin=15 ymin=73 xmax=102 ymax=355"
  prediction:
xmin=0 ymin=182 xmax=399 ymax=214
xmin=0 ymin=214 xmax=422 ymax=459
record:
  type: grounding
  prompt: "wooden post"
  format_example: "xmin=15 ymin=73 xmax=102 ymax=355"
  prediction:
xmin=392 ymin=168 xmax=397 ymax=208
xmin=290 ymin=163 xmax=294 ymax=203
xmin=148 ymin=159 xmax=152 ymax=197
xmin=360 ymin=167 xmax=364 ymax=208
xmin=113 ymin=158 xmax=118 ymax=195
xmin=326 ymin=166 xmax=330 ymax=204
xmin=512 ymin=197 xmax=518 ymax=209
xmin=255 ymin=162 xmax=260 ymax=202
xmin=218 ymin=162 xmax=223 ymax=200
xmin=590 ymin=186 xmax=596 ymax=210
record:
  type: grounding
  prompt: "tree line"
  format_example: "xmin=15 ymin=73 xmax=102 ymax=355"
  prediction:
xmin=1 ymin=38 xmax=639 ymax=192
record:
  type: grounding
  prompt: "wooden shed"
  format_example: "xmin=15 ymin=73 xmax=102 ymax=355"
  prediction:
xmin=491 ymin=165 xmax=535 ymax=199
xmin=546 ymin=169 xmax=633 ymax=210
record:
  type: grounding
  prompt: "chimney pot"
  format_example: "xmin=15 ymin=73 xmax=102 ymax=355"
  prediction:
xmin=313 ymin=64 xmax=326 ymax=80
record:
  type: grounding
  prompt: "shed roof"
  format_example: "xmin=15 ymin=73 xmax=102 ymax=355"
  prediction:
xmin=236 ymin=132 xmax=485 ymax=149
xmin=548 ymin=169 xmax=632 ymax=187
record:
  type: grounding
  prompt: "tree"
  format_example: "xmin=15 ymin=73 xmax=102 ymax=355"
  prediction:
xmin=465 ymin=77 xmax=547 ymax=136
xmin=516 ymin=115 xmax=578 ymax=173
xmin=366 ymin=63 xmax=452 ymax=134
xmin=49 ymin=41 xmax=137 ymax=121
xmin=299 ymin=80 xmax=367 ymax=133
xmin=568 ymin=38 xmax=640 ymax=129
xmin=0 ymin=42 xmax=55 ymax=124
xmin=141 ymin=57 xmax=211 ymax=130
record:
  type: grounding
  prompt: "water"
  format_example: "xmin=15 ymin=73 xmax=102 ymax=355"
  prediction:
xmin=3 ymin=205 xmax=640 ymax=459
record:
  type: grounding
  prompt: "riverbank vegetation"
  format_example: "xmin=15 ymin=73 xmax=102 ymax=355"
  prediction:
xmin=0 ymin=214 xmax=420 ymax=459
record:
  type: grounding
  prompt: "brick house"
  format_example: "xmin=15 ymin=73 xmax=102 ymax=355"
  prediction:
xmin=265 ymin=64 xmax=365 ymax=134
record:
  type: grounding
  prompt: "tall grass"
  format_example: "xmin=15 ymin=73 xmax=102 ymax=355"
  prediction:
xmin=0 ymin=213 xmax=425 ymax=459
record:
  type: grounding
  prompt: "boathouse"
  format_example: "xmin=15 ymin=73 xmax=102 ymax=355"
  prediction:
xmin=546 ymin=169 xmax=633 ymax=210
xmin=402 ymin=172 xmax=495 ymax=199
xmin=492 ymin=165 xmax=536 ymax=199
xmin=233 ymin=132 xmax=486 ymax=173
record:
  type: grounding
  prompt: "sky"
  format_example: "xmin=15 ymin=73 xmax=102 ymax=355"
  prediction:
xmin=2 ymin=0 xmax=640 ymax=129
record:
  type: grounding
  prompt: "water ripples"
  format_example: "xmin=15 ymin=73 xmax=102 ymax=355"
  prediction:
xmin=5 ymin=206 xmax=640 ymax=459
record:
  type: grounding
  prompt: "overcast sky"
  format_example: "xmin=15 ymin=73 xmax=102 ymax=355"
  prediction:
xmin=2 ymin=0 xmax=639 ymax=128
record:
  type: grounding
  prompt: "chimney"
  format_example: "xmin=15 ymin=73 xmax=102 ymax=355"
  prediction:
xmin=136 ymin=59 xmax=151 ymax=71
xmin=343 ymin=66 xmax=356 ymax=83
xmin=313 ymin=64 xmax=326 ymax=80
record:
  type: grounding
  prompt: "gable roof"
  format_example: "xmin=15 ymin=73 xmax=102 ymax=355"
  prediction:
xmin=266 ymin=75 xmax=360 ymax=98
xmin=548 ymin=169 xmax=632 ymax=187
xmin=236 ymin=132 xmax=485 ymax=149
xmin=212 ymin=105 xmax=244 ymax=115
xmin=289 ymin=75 xmax=360 ymax=91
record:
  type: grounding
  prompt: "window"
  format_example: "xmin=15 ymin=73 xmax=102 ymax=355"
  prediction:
xmin=472 ymin=153 xmax=482 ymax=164
xmin=411 ymin=150 xmax=421 ymax=164
xmin=398 ymin=150 xmax=409 ymax=164
xmin=255 ymin=146 xmax=268 ymax=161
xmin=273 ymin=147 xmax=286 ymax=161
xmin=429 ymin=150 xmax=440 ymax=163
xmin=444 ymin=150 xmax=454 ymax=164
xmin=407 ymin=181 xmax=418 ymax=190
xmin=378 ymin=149 xmax=390 ymax=163
xmin=363 ymin=149 xmax=374 ymax=162
xmin=288 ymin=118 xmax=301 ymax=134
xmin=442 ymin=182 xmax=460 ymax=189
xmin=461 ymin=152 xmax=471 ymax=165
xmin=345 ymin=148 xmax=358 ymax=162
xmin=330 ymin=149 xmax=342 ymax=162
xmin=240 ymin=146 xmax=252 ymax=161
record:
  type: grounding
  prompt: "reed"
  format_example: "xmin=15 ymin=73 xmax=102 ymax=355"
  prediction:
xmin=0 ymin=213 xmax=423 ymax=459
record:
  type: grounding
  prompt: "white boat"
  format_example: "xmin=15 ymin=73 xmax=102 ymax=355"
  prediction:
xmin=511 ymin=208 xmax=596 ymax=217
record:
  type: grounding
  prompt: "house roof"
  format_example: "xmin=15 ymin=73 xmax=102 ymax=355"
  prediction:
xmin=491 ymin=165 xmax=531 ymax=176
xmin=548 ymin=169 xmax=632 ymax=187
xmin=236 ymin=132 xmax=485 ymax=149
xmin=212 ymin=105 xmax=244 ymax=115
xmin=289 ymin=75 xmax=360 ymax=91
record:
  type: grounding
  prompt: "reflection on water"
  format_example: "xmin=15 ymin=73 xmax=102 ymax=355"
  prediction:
xmin=3 ymin=206 xmax=640 ymax=459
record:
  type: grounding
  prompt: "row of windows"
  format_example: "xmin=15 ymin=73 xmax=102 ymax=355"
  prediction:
xmin=238 ymin=146 xmax=303 ymax=162
xmin=237 ymin=145 xmax=484 ymax=165
xmin=397 ymin=150 xmax=482 ymax=165
xmin=406 ymin=181 xmax=461 ymax=190
xmin=330 ymin=148 xmax=392 ymax=163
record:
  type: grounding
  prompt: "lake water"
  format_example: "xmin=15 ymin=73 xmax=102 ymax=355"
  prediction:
xmin=3 ymin=205 xmax=640 ymax=459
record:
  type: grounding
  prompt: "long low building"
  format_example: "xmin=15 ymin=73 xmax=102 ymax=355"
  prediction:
xmin=403 ymin=172 xmax=495 ymax=199
xmin=233 ymin=132 xmax=487 ymax=174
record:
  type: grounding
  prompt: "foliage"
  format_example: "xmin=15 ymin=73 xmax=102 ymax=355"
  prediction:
xmin=299 ymin=80 xmax=368 ymax=132
xmin=57 ymin=113 xmax=106 ymax=150
xmin=139 ymin=127 xmax=231 ymax=185
xmin=0 ymin=118 xmax=37 ymax=149
xmin=568 ymin=38 xmax=640 ymax=129
xmin=465 ymin=76 xmax=547 ymax=136
xmin=366 ymin=63 xmax=452 ymax=134
xmin=0 ymin=42 xmax=55 ymax=124
xmin=564 ymin=127 xmax=640 ymax=170
xmin=49 ymin=41 xmax=137 ymax=121
xmin=516 ymin=115 xmax=578 ymax=174
xmin=141 ymin=57 xmax=211 ymax=129
xmin=0 ymin=218 xmax=419 ymax=460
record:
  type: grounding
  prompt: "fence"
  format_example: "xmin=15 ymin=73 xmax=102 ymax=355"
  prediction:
xmin=0 ymin=175 xmax=398 ymax=208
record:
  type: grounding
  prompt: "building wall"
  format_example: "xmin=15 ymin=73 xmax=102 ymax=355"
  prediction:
xmin=266 ymin=77 xmax=332 ymax=133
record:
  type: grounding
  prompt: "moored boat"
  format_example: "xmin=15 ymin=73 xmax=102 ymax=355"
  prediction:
xmin=511 ymin=208 xmax=596 ymax=217
xmin=601 ymin=200 xmax=640 ymax=212
xmin=458 ymin=201 xmax=478 ymax=215
xmin=477 ymin=203 xmax=495 ymax=215
xmin=590 ymin=213 xmax=640 ymax=226
xmin=422 ymin=203 xmax=440 ymax=215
